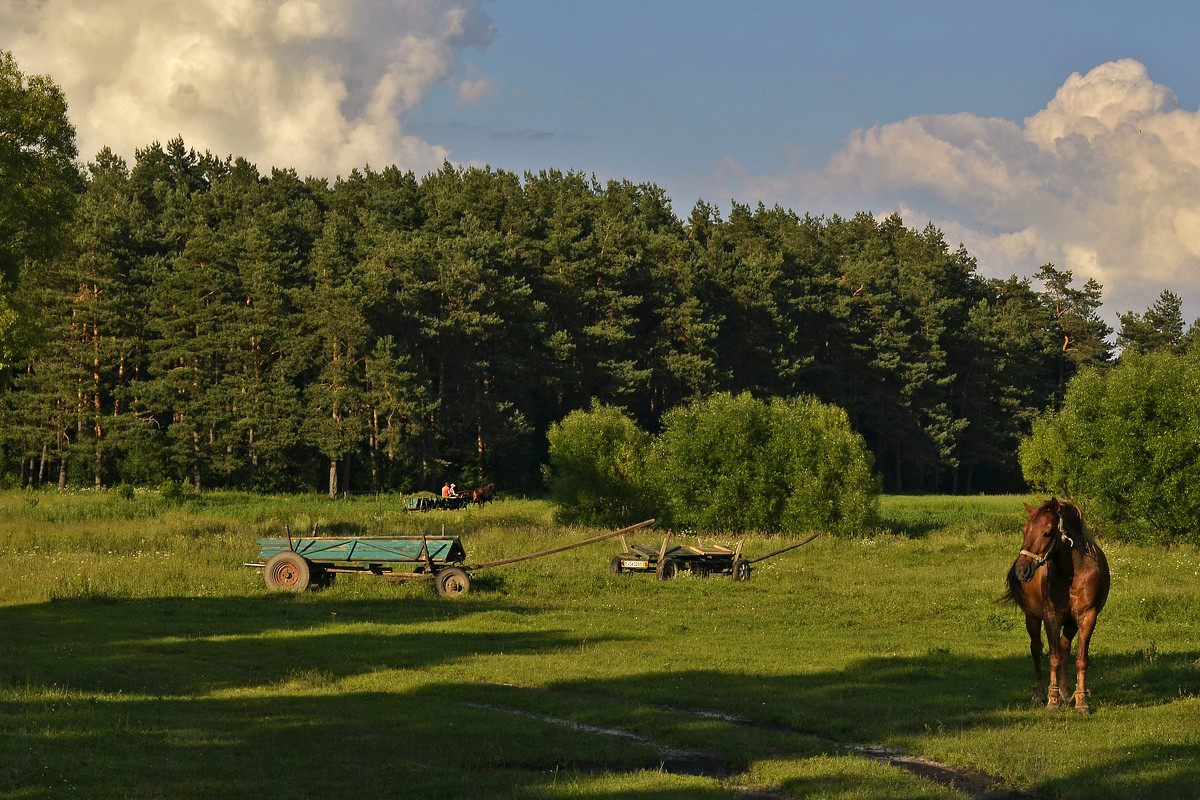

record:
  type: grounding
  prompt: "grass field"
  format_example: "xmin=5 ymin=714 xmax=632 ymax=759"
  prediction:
xmin=1 ymin=490 xmax=1198 ymax=798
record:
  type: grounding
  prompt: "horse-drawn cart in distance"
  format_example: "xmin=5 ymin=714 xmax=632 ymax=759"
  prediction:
xmin=611 ymin=531 xmax=822 ymax=581
xmin=403 ymin=495 xmax=469 ymax=512
xmin=403 ymin=483 xmax=497 ymax=512
xmin=248 ymin=519 xmax=655 ymax=597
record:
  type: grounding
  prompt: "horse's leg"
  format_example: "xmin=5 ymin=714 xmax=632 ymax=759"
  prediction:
xmin=1044 ymin=619 xmax=1064 ymax=711
xmin=1072 ymin=610 xmax=1099 ymax=715
xmin=1025 ymin=615 xmax=1045 ymax=705
xmin=1057 ymin=628 xmax=1074 ymax=707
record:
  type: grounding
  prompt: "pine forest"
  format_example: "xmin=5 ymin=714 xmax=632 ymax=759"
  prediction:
xmin=3 ymin=137 xmax=1146 ymax=498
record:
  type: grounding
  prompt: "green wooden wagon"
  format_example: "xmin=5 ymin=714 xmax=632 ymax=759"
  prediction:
xmin=249 ymin=519 xmax=655 ymax=597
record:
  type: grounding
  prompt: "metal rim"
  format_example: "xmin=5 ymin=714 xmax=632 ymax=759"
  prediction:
xmin=435 ymin=567 xmax=471 ymax=596
xmin=732 ymin=558 xmax=751 ymax=582
xmin=265 ymin=552 xmax=311 ymax=592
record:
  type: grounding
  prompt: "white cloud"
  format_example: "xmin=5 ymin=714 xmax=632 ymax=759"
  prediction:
xmin=739 ymin=59 xmax=1200 ymax=324
xmin=457 ymin=63 xmax=501 ymax=106
xmin=0 ymin=0 xmax=497 ymax=180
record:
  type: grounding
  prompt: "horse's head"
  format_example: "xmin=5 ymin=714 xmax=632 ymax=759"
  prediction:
xmin=1016 ymin=498 xmax=1072 ymax=582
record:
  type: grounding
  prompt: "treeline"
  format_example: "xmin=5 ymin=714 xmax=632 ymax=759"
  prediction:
xmin=1 ymin=137 xmax=1158 ymax=496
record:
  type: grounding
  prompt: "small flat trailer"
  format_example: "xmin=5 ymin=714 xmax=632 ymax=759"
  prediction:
xmin=248 ymin=519 xmax=655 ymax=596
xmin=611 ymin=531 xmax=822 ymax=581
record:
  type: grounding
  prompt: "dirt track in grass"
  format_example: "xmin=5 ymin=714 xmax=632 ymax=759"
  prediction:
xmin=475 ymin=685 xmax=1049 ymax=799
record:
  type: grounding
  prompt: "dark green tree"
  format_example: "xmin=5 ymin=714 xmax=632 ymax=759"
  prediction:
xmin=1035 ymin=263 xmax=1112 ymax=399
xmin=363 ymin=335 xmax=430 ymax=492
xmin=1117 ymin=289 xmax=1187 ymax=356
xmin=301 ymin=213 xmax=371 ymax=499
xmin=392 ymin=164 xmax=542 ymax=489
xmin=0 ymin=50 xmax=80 ymax=367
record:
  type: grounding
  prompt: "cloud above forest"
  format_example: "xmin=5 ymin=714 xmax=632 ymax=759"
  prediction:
xmin=740 ymin=59 xmax=1200 ymax=322
xmin=0 ymin=0 xmax=496 ymax=180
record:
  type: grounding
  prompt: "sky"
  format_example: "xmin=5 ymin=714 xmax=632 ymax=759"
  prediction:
xmin=5 ymin=0 xmax=1200 ymax=329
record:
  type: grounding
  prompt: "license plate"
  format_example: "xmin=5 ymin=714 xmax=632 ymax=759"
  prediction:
xmin=621 ymin=560 xmax=650 ymax=569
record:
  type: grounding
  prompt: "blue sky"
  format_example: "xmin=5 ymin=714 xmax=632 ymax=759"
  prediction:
xmin=412 ymin=2 xmax=1200 ymax=206
xmin=414 ymin=2 xmax=1193 ymax=202
xmin=5 ymin=0 xmax=1200 ymax=326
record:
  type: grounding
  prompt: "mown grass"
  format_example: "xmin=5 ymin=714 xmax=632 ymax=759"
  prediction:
xmin=1 ymin=489 xmax=1198 ymax=798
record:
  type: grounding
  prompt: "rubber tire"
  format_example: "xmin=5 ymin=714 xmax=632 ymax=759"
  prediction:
xmin=435 ymin=567 xmax=471 ymax=596
xmin=264 ymin=551 xmax=311 ymax=592
xmin=732 ymin=558 xmax=751 ymax=582
xmin=656 ymin=558 xmax=679 ymax=581
xmin=610 ymin=556 xmax=625 ymax=575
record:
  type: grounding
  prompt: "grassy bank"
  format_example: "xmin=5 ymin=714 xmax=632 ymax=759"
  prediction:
xmin=2 ymin=490 xmax=1197 ymax=798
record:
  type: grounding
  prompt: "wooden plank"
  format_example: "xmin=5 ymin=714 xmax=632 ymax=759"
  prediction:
xmin=255 ymin=536 xmax=466 ymax=564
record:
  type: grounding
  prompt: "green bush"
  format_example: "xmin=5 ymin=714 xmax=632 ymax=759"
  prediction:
xmin=1019 ymin=350 xmax=1200 ymax=544
xmin=543 ymin=403 xmax=658 ymax=527
xmin=159 ymin=478 xmax=187 ymax=503
xmin=766 ymin=395 xmax=881 ymax=535
xmin=651 ymin=392 xmax=879 ymax=535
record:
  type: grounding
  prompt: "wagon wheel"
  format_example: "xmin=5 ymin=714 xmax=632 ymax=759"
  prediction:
xmin=435 ymin=567 xmax=471 ymax=597
xmin=610 ymin=556 xmax=625 ymax=575
xmin=264 ymin=551 xmax=311 ymax=592
xmin=732 ymin=558 xmax=751 ymax=582
xmin=656 ymin=557 xmax=679 ymax=581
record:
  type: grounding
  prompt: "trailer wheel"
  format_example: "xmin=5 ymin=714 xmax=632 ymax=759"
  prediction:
xmin=264 ymin=551 xmax=311 ymax=592
xmin=656 ymin=558 xmax=679 ymax=581
xmin=435 ymin=567 xmax=471 ymax=596
xmin=732 ymin=558 xmax=751 ymax=582
xmin=610 ymin=556 xmax=625 ymax=575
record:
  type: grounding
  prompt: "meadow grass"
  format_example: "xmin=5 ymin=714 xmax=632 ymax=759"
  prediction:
xmin=1 ymin=489 xmax=1197 ymax=798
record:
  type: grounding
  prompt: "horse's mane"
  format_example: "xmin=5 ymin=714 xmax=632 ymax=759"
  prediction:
xmin=1057 ymin=500 xmax=1102 ymax=557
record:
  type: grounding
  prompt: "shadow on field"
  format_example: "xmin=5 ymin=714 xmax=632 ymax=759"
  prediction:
xmin=0 ymin=685 xmax=677 ymax=798
xmin=1 ymin=594 xmax=594 ymax=696
xmin=540 ymin=647 xmax=1200 ymax=744
xmin=3 ymin=593 xmax=1198 ymax=799
xmin=516 ymin=648 xmax=1200 ymax=799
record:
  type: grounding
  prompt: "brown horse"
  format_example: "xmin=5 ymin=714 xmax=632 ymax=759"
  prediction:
xmin=1006 ymin=498 xmax=1110 ymax=714
xmin=466 ymin=483 xmax=497 ymax=505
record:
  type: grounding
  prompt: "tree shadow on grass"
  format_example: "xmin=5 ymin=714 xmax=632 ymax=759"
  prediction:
xmin=1 ymin=593 xmax=595 ymax=697
xmin=0 ymin=688 xmax=685 ymax=799
xmin=2 ymin=593 xmax=1197 ymax=800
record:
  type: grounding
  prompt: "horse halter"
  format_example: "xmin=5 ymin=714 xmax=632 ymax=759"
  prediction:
xmin=1018 ymin=511 xmax=1075 ymax=581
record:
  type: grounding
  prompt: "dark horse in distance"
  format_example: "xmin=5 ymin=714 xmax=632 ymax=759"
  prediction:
xmin=1006 ymin=498 xmax=1110 ymax=714
xmin=466 ymin=483 xmax=497 ymax=505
